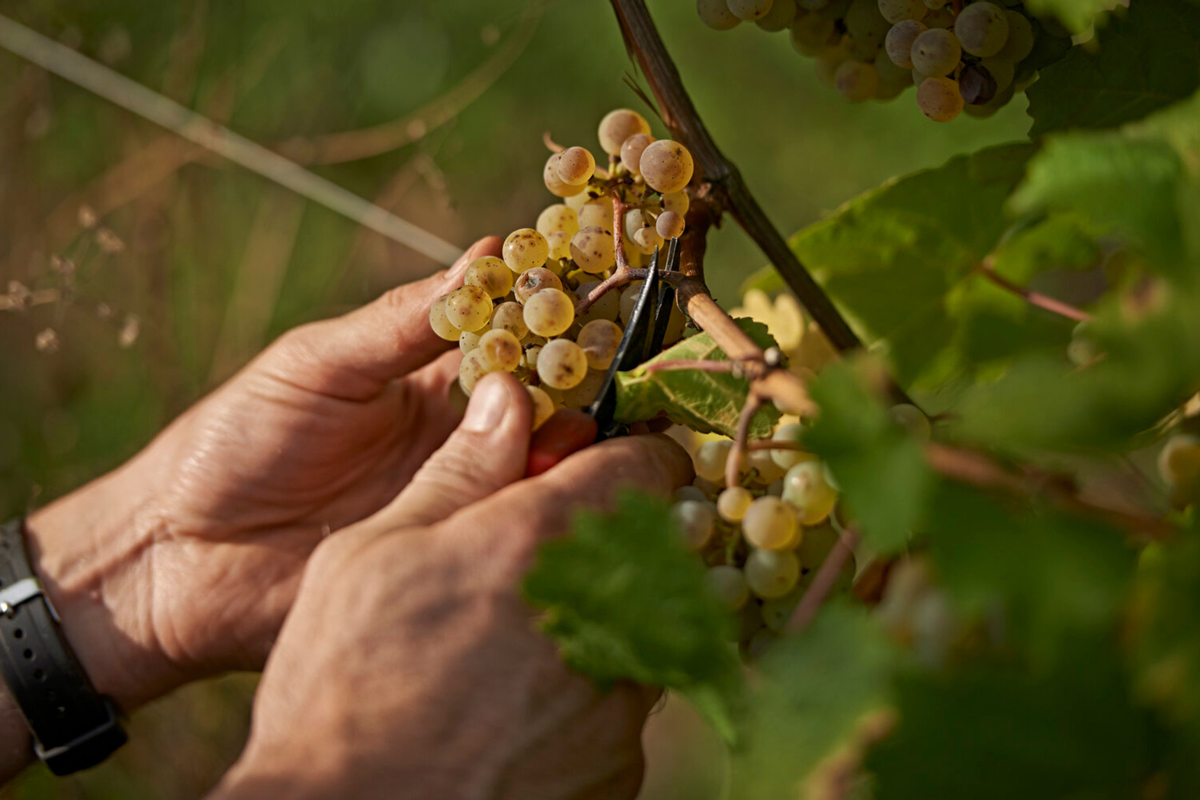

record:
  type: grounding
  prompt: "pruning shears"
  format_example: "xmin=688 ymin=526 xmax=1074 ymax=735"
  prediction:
xmin=587 ymin=237 xmax=682 ymax=441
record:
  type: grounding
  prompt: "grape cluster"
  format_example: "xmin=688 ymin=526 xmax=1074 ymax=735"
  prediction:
xmin=672 ymin=425 xmax=854 ymax=657
xmin=429 ymin=109 xmax=693 ymax=426
xmin=697 ymin=0 xmax=1063 ymax=122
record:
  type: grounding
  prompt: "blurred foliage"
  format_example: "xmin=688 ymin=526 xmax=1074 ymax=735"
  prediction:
xmin=0 ymin=0 xmax=1029 ymax=796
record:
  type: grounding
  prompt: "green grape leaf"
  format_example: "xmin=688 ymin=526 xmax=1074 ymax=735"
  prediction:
xmin=925 ymin=483 xmax=1134 ymax=666
xmin=1009 ymin=132 xmax=1187 ymax=276
xmin=803 ymin=361 xmax=934 ymax=554
xmin=954 ymin=288 xmax=1200 ymax=453
xmin=614 ymin=318 xmax=781 ymax=438
xmin=989 ymin=214 xmax=1103 ymax=283
xmin=789 ymin=143 xmax=1036 ymax=385
xmin=866 ymin=650 xmax=1152 ymax=800
xmin=522 ymin=491 xmax=745 ymax=742
xmin=1023 ymin=0 xmax=1117 ymax=33
xmin=731 ymin=604 xmax=899 ymax=800
xmin=1027 ymin=1 xmax=1200 ymax=136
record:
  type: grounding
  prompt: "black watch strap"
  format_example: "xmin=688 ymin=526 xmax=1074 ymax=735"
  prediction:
xmin=0 ymin=519 xmax=127 ymax=775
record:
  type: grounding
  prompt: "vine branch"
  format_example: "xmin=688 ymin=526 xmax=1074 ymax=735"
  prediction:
xmin=608 ymin=0 xmax=916 ymax=409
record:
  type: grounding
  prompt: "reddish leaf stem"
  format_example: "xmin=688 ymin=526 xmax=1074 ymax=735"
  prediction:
xmin=726 ymin=392 xmax=764 ymax=488
xmin=788 ymin=527 xmax=861 ymax=632
xmin=977 ymin=264 xmax=1091 ymax=323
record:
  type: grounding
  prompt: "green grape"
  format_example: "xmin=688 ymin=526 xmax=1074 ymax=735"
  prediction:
xmin=874 ymin=52 xmax=915 ymax=97
xmin=663 ymin=191 xmax=690 ymax=216
xmin=575 ymin=281 xmax=621 ymax=324
xmin=536 ymin=204 xmax=580 ymax=238
xmin=464 ymin=256 xmax=514 ymax=300
xmin=878 ymin=0 xmax=925 ymax=23
xmin=503 ymin=228 xmax=550 ymax=273
xmin=845 ymin=32 xmax=882 ymax=61
xmin=954 ymin=1 xmax=1008 ymax=57
xmin=845 ymin=0 xmax=891 ymax=45
xmin=639 ymin=140 xmax=695 ymax=195
xmin=543 ymin=153 xmax=585 ymax=198
xmin=459 ymin=350 xmax=492 ymax=395
xmin=429 ymin=295 xmax=462 ymax=341
xmin=672 ymin=499 xmax=717 ymax=550
xmin=445 ymin=286 xmax=492 ymax=333
xmin=791 ymin=13 xmax=837 ymax=54
xmin=743 ymin=496 xmax=800 ymax=551
xmin=477 ymin=329 xmax=522 ymax=372
xmin=632 ymin=225 xmax=664 ymax=254
xmin=747 ymin=448 xmax=787 ymax=484
xmin=694 ymin=439 xmax=733 ymax=484
xmin=744 ymin=549 xmax=801 ymax=598
xmin=527 ymin=385 xmax=555 ymax=431
xmin=781 ymin=461 xmax=838 ymax=525
xmin=545 ymin=231 xmax=572 ymax=262
xmin=576 ymin=319 xmax=623 ymax=370
xmin=1159 ymin=434 xmax=1200 ymax=490
xmin=916 ymin=75 xmax=963 ymax=121
xmin=556 ymin=146 xmax=596 ymax=186
xmin=459 ymin=329 xmax=483 ymax=354
xmin=570 ymin=226 xmax=617 ymax=274
xmin=523 ymin=289 xmax=575 ymax=337
xmin=923 ymin=5 xmax=954 ymax=28
xmin=994 ymin=9 xmax=1033 ymax=62
xmin=675 ymin=485 xmax=709 ymax=504
xmin=756 ymin=0 xmax=797 ymax=31
xmin=560 ymin=367 xmax=606 ymax=408
xmin=696 ymin=0 xmax=742 ymax=30
xmin=770 ymin=423 xmax=815 ymax=470
xmin=910 ymin=27 xmax=960 ymax=75
xmin=597 ymin=108 xmax=651 ymax=156
xmin=536 ymin=338 xmax=588 ymax=390
xmin=728 ymin=0 xmax=775 ymax=21
xmin=491 ymin=301 xmax=529 ymax=339
xmin=834 ymin=60 xmax=880 ymax=102
xmin=890 ymin=403 xmax=932 ymax=440
xmin=706 ymin=565 xmax=750 ymax=610
xmin=980 ymin=57 xmax=1015 ymax=92
xmin=885 ymin=18 xmax=926 ymax=67
xmin=717 ymin=486 xmax=754 ymax=523
xmin=514 ymin=267 xmax=564 ymax=305
xmin=578 ymin=199 xmax=613 ymax=231
xmin=656 ymin=210 xmax=686 ymax=239
xmin=619 ymin=282 xmax=643 ymax=325
xmin=522 ymin=344 xmax=543 ymax=372
xmin=619 ymin=133 xmax=655 ymax=175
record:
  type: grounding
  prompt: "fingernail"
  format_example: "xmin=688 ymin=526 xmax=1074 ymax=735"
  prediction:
xmin=464 ymin=376 xmax=511 ymax=433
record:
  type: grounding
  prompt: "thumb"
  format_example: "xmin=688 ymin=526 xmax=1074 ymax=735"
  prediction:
xmin=376 ymin=373 xmax=533 ymax=526
xmin=257 ymin=236 xmax=502 ymax=398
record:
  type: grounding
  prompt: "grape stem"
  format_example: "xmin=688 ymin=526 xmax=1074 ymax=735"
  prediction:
xmin=976 ymin=261 xmax=1092 ymax=323
xmin=607 ymin=0 xmax=915 ymax=409
xmin=787 ymin=527 xmax=862 ymax=632
xmin=642 ymin=359 xmax=737 ymax=375
xmin=726 ymin=391 xmax=764 ymax=487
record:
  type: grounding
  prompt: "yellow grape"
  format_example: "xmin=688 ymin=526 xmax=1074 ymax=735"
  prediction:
xmin=577 ymin=319 xmax=624 ymax=370
xmin=536 ymin=204 xmax=580 ymax=238
xmin=536 ymin=338 xmax=589 ymax=390
xmin=571 ymin=226 xmax=617 ymax=274
xmin=694 ymin=439 xmax=733 ymax=483
xmin=543 ymin=153 xmax=585 ymax=198
xmin=706 ymin=565 xmax=750 ymax=610
xmin=954 ymin=1 xmax=1009 ymax=57
xmin=835 ymin=60 xmax=879 ymax=102
xmin=728 ymin=0 xmax=775 ymax=21
xmin=597 ymin=109 xmax=651 ymax=156
xmin=742 ymin=496 xmax=800 ymax=551
xmin=620 ymin=133 xmax=655 ymax=174
xmin=491 ymin=301 xmax=529 ymax=339
xmin=527 ymin=386 xmax=556 ymax=430
xmin=885 ymin=18 xmax=926 ymax=68
xmin=444 ymin=286 xmax=492 ymax=332
xmin=656 ymin=210 xmax=686 ymax=239
xmin=556 ymin=146 xmax=597 ymax=185
xmin=744 ymin=549 xmax=801 ymax=598
xmin=523 ymin=289 xmax=576 ymax=337
xmin=917 ymin=75 xmax=964 ymax=121
xmin=514 ymin=267 xmax=564 ymax=304
xmin=910 ymin=27 xmax=960 ymax=76
xmin=578 ymin=199 xmax=612 ymax=230
xmin=429 ymin=295 xmax=461 ymax=341
xmin=503 ymin=228 xmax=550 ymax=273
xmin=878 ymin=0 xmax=926 ymax=23
xmin=663 ymin=191 xmax=690 ymax=216
xmin=697 ymin=0 xmax=742 ymax=30
xmin=459 ymin=329 xmax=483 ymax=353
xmin=717 ymin=486 xmax=754 ymax=523
xmin=464 ymin=256 xmax=513 ymax=300
xmin=672 ymin=499 xmax=717 ymax=550
xmin=639 ymin=140 xmax=695 ymax=195
xmin=575 ymin=281 xmax=621 ymax=324
xmin=560 ymin=367 xmax=607 ymax=408
xmin=477 ymin=329 xmax=522 ymax=372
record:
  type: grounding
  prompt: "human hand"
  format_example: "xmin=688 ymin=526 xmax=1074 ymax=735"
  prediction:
xmin=209 ymin=373 xmax=693 ymax=800
xmin=25 ymin=238 xmax=501 ymax=711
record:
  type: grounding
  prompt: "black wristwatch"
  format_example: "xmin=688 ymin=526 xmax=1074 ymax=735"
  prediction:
xmin=0 ymin=519 xmax=127 ymax=775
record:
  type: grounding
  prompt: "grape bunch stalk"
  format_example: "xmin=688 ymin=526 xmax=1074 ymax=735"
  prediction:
xmin=696 ymin=0 xmax=1071 ymax=122
xmin=429 ymin=109 xmax=694 ymax=427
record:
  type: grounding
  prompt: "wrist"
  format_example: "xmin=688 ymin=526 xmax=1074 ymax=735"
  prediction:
xmin=23 ymin=460 xmax=185 ymax=712
xmin=209 ymin=734 xmax=353 ymax=800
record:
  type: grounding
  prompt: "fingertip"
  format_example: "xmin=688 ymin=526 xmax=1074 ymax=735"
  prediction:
xmin=526 ymin=409 xmax=599 ymax=477
xmin=468 ymin=235 xmax=504 ymax=259
xmin=465 ymin=372 xmax=533 ymax=435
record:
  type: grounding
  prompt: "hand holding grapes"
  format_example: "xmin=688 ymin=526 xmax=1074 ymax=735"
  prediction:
xmin=23 ymin=237 xmax=503 ymax=716
xmin=207 ymin=374 xmax=694 ymax=800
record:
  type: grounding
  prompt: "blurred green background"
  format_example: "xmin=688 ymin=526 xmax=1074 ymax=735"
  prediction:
xmin=0 ymin=0 xmax=1027 ymax=796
